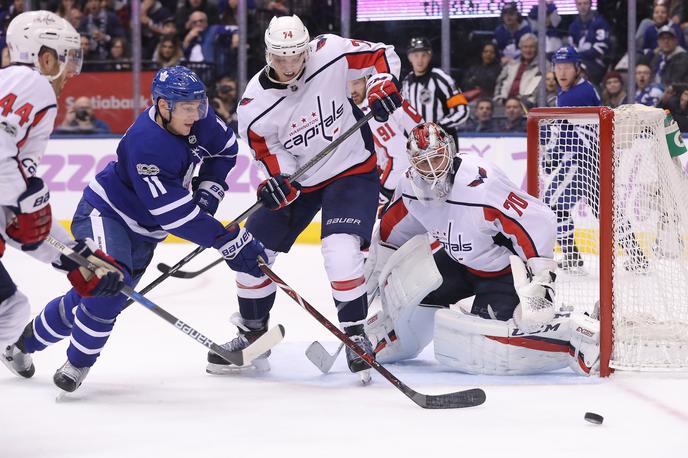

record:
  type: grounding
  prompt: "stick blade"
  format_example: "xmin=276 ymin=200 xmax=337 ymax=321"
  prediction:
xmin=409 ymin=388 xmax=486 ymax=409
xmin=240 ymin=324 xmax=286 ymax=365
xmin=305 ymin=341 xmax=337 ymax=374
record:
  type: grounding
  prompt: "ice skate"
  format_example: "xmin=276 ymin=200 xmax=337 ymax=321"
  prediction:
xmin=206 ymin=314 xmax=270 ymax=374
xmin=53 ymin=360 xmax=90 ymax=393
xmin=2 ymin=340 xmax=34 ymax=379
xmin=344 ymin=324 xmax=373 ymax=385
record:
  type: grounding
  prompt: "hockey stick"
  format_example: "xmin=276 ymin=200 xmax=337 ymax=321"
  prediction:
xmin=156 ymin=259 xmax=223 ymax=279
xmin=258 ymin=259 xmax=486 ymax=409
xmin=305 ymin=289 xmax=380 ymax=373
xmin=145 ymin=110 xmax=375 ymax=287
xmin=45 ymin=235 xmax=285 ymax=366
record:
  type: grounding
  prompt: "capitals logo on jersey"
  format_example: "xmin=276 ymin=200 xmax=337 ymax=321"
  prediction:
xmin=284 ymin=95 xmax=344 ymax=150
xmin=468 ymin=167 xmax=487 ymax=187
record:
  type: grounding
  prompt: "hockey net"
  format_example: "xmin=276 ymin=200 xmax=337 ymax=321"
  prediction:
xmin=527 ymin=105 xmax=688 ymax=375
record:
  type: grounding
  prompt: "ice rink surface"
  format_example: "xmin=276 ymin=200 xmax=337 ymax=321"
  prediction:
xmin=1 ymin=243 xmax=687 ymax=458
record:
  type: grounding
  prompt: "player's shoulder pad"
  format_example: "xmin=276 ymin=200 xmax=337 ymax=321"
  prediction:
xmin=450 ymin=155 xmax=500 ymax=196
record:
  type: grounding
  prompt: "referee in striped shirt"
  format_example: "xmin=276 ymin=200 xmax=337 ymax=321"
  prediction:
xmin=401 ymin=37 xmax=469 ymax=137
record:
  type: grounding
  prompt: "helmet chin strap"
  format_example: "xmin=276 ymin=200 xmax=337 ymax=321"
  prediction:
xmin=154 ymin=99 xmax=175 ymax=133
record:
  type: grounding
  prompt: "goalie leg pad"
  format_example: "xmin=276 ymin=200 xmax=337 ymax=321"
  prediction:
xmin=364 ymin=234 xmax=442 ymax=363
xmin=567 ymin=313 xmax=600 ymax=376
xmin=433 ymin=309 xmax=570 ymax=375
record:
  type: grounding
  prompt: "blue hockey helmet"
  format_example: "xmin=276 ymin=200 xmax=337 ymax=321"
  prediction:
xmin=151 ymin=66 xmax=208 ymax=119
xmin=552 ymin=46 xmax=581 ymax=65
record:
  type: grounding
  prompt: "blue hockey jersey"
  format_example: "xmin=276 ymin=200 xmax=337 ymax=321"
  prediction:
xmin=557 ymin=78 xmax=600 ymax=107
xmin=568 ymin=13 xmax=610 ymax=69
xmin=83 ymin=106 xmax=238 ymax=246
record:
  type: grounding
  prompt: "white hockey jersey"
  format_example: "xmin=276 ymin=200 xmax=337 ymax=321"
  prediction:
xmin=0 ymin=65 xmax=57 ymax=206
xmin=359 ymin=99 xmax=423 ymax=192
xmin=238 ymin=34 xmax=401 ymax=190
xmin=380 ymin=154 xmax=557 ymax=275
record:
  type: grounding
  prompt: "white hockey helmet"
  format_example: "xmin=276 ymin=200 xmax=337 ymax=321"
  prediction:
xmin=6 ymin=10 xmax=82 ymax=81
xmin=407 ymin=122 xmax=457 ymax=202
xmin=264 ymin=15 xmax=310 ymax=85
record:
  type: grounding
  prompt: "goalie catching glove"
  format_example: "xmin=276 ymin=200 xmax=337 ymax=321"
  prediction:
xmin=366 ymin=73 xmax=402 ymax=122
xmin=510 ymin=255 xmax=557 ymax=333
xmin=54 ymin=239 xmax=126 ymax=297
xmin=257 ymin=174 xmax=301 ymax=210
xmin=6 ymin=177 xmax=52 ymax=251
xmin=214 ymin=225 xmax=267 ymax=278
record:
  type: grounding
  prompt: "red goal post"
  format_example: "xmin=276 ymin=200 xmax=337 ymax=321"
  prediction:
xmin=527 ymin=107 xmax=615 ymax=376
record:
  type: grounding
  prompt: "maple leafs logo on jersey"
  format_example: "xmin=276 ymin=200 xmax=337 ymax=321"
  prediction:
xmin=467 ymin=167 xmax=487 ymax=187
xmin=240 ymin=97 xmax=253 ymax=106
xmin=316 ymin=35 xmax=328 ymax=51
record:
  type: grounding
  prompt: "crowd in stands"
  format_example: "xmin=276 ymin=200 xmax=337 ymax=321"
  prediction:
xmin=1 ymin=0 xmax=687 ymax=133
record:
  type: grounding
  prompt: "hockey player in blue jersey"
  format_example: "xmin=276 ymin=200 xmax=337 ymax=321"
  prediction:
xmin=568 ymin=0 xmax=610 ymax=85
xmin=4 ymin=66 xmax=267 ymax=392
xmin=544 ymin=47 xmax=647 ymax=271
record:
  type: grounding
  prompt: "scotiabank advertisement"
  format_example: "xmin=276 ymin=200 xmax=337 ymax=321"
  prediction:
xmin=56 ymin=72 xmax=156 ymax=134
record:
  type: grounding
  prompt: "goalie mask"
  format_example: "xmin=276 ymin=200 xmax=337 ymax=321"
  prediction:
xmin=407 ymin=122 xmax=457 ymax=203
xmin=264 ymin=15 xmax=310 ymax=85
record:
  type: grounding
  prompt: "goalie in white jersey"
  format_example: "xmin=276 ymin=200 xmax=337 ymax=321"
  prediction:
xmin=364 ymin=122 xmax=602 ymax=375
xmin=1 ymin=12 xmax=124 ymax=380
xmin=208 ymin=15 xmax=403 ymax=379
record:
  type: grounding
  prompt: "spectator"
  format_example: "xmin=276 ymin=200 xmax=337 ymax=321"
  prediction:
xmin=601 ymin=71 xmax=627 ymax=108
xmin=568 ymin=0 xmax=611 ymax=85
xmin=666 ymin=87 xmax=688 ymax=132
xmin=545 ymin=71 xmax=558 ymax=107
xmin=140 ymin=0 xmax=173 ymax=58
xmin=462 ymin=42 xmax=501 ymax=99
xmin=79 ymin=0 xmax=125 ymax=60
xmin=635 ymin=63 xmax=664 ymax=106
xmin=175 ymin=0 xmax=220 ymax=31
xmin=499 ymin=97 xmax=527 ymax=132
xmin=211 ymin=75 xmax=238 ymax=131
xmin=56 ymin=96 xmax=112 ymax=134
xmin=182 ymin=11 xmax=213 ymax=62
xmin=527 ymin=2 xmax=563 ymax=59
xmin=493 ymin=2 xmax=532 ymax=64
xmin=56 ymin=0 xmax=77 ymax=19
xmin=152 ymin=34 xmax=184 ymax=68
xmin=641 ymin=2 xmax=685 ymax=56
xmin=401 ymin=36 xmax=469 ymax=137
xmin=66 ymin=7 xmax=83 ymax=31
xmin=493 ymin=33 xmax=542 ymax=107
xmin=104 ymin=36 xmax=131 ymax=71
xmin=79 ymin=34 xmax=99 ymax=70
xmin=493 ymin=2 xmax=531 ymax=64
xmin=460 ymin=98 xmax=497 ymax=133
xmin=649 ymin=25 xmax=688 ymax=86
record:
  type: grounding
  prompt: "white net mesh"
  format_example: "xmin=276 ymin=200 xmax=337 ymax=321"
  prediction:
xmin=534 ymin=104 xmax=688 ymax=371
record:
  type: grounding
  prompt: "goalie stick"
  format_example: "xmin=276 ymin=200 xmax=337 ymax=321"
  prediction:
xmin=258 ymin=258 xmax=486 ymax=409
xmin=143 ymin=111 xmax=375 ymax=289
xmin=45 ymin=235 xmax=285 ymax=366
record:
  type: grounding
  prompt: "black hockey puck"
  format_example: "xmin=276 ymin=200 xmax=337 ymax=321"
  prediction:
xmin=584 ymin=412 xmax=604 ymax=425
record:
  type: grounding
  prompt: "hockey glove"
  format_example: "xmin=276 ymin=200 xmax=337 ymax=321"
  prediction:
xmin=214 ymin=225 xmax=267 ymax=278
xmin=5 ymin=177 xmax=52 ymax=251
xmin=54 ymin=239 xmax=126 ymax=297
xmin=192 ymin=178 xmax=227 ymax=216
xmin=257 ymin=174 xmax=301 ymax=210
xmin=366 ymin=73 xmax=402 ymax=122
xmin=510 ymin=256 xmax=557 ymax=333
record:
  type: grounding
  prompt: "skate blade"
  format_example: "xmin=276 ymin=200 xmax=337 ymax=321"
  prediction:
xmin=359 ymin=369 xmax=372 ymax=385
xmin=55 ymin=391 xmax=71 ymax=403
xmin=206 ymin=359 xmax=270 ymax=375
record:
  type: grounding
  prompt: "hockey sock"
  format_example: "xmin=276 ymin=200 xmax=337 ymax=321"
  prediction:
xmin=22 ymin=293 xmax=77 ymax=353
xmin=335 ymin=293 xmax=368 ymax=324
xmin=238 ymin=292 xmax=276 ymax=321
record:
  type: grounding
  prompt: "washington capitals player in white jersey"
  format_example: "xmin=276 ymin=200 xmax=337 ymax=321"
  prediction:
xmin=209 ymin=15 xmax=402 ymax=379
xmin=349 ymin=77 xmax=424 ymax=214
xmin=362 ymin=122 xmax=602 ymax=376
xmin=6 ymin=66 xmax=266 ymax=393
xmin=1 ymin=12 xmax=126 ymax=382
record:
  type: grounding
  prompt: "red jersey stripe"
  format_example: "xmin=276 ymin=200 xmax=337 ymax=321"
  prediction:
xmin=483 ymin=207 xmax=538 ymax=258
xmin=248 ymin=128 xmax=281 ymax=176
xmin=345 ymin=49 xmax=390 ymax=73
xmin=301 ymin=153 xmax=376 ymax=193
xmin=380 ymin=198 xmax=409 ymax=242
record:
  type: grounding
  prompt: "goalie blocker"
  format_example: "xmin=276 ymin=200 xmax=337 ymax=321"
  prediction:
xmin=365 ymin=234 xmax=601 ymax=375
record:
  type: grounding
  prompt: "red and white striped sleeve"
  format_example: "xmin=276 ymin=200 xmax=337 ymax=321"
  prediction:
xmin=336 ymin=35 xmax=401 ymax=81
xmin=379 ymin=193 xmax=426 ymax=248
xmin=482 ymin=171 xmax=557 ymax=261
